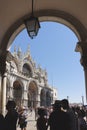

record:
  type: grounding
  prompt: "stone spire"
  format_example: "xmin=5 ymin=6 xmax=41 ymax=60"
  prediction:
xmin=17 ymin=47 xmax=22 ymax=59
xmin=13 ymin=45 xmax=17 ymax=57
xmin=24 ymin=44 xmax=32 ymax=60
xmin=26 ymin=44 xmax=30 ymax=55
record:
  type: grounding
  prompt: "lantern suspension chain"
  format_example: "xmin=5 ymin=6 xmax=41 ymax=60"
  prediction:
xmin=32 ymin=0 xmax=34 ymax=16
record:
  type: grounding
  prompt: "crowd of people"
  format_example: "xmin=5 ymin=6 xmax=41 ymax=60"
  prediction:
xmin=36 ymin=99 xmax=87 ymax=130
xmin=0 ymin=99 xmax=87 ymax=130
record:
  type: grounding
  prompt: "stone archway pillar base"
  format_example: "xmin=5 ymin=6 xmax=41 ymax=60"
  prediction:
xmin=84 ymin=70 xmax=87 ymax=102
xmin=2 ymin=73 xmax=7 ymax=116
xmin=0 ymin=73 xmax=7 ymax=115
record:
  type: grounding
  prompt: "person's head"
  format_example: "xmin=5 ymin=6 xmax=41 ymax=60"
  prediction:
xmin=6 ymin=100 xmax=16 ymax=111
xmin=61 ymin=99 xmax=69 ymax=110
xmin=78 ymin=109 xmax=85 ymax=118
xmin=18 ymin=106 xmax=25 ymax=114
xmin=38 ymin=108 xmax=46 ymax=117
xmin=53 ymin=100 xmax=61 ymax=110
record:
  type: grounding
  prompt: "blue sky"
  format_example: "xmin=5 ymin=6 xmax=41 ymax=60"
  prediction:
xmin=10 ymin=21 xmax=86 ymax=104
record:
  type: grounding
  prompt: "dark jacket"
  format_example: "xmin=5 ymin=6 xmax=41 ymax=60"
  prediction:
xmin=48 ymin=109 xmax=71 ymax=130
xmin=5 ymin=109 xmax=18 ymax=130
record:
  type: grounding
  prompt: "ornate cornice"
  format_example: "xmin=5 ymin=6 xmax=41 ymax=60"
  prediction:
xmin=0 ymin=50 xmax=15 ymax=75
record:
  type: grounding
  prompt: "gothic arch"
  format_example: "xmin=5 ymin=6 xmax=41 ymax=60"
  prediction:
xmin=28 ymin=81 xmax=38 ymax=108
xmin=13 ymin=80 xmax=23 ymax=106
xmin=22 ymin=63 xmax=33 ymax=77
xmin=40 ymin=89 xmax=46 ymax=106
xmin=46 ymin=91 xmax=51 ymax=106
xmin=1 ymin=10 xmax=87 ymax=50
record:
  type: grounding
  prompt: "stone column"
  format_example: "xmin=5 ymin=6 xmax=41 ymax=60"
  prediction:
xmin=76 ymin=42 xmax=87 ymax=101
xmin=0 ymin=50 xmax=7 ymax=115
xmin=0 ymin=74 xmax=2 ymax=112
xmin=37 ymin=89 xmax=41 ymax=107
xmin=23 ymin=90 xmax=28 ymax=106
xmin=2 ymin=73 xmax=7 ymax=115
xmin=9 ymin=82 xmax=14 ymax=99
xmin=0 ymin=50 xmax=13 ymax=115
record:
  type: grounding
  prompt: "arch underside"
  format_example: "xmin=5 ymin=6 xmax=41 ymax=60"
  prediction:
xmin=1 ymin=10 xmax=87 ymax=50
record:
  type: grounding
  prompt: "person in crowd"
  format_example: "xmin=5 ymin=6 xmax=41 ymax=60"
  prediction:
xmin=29 ymin=107 xmax=33 ymax=116
xmin=47 ymin=100 xmax=71 ymax=130
xmin=18 ymin=106 xmax=28 ymax=130
xmin=35 ymin=107 xmax=38 ymax=120
xmin=61 ymin=99 xmax=78 ymax=130
xmin=4 ymin=100 xmax=19 ymax=130
xmin=36 ymin=108 xmax=48 ymax=130
xmin=78 ymin=108 xmax=87 ymax=130
xmin=0 ymin=112 xmax=5 ymax=130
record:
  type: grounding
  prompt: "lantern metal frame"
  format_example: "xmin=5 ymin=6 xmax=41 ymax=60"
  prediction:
xmin=24 ymin=0 xmax=40 ymax=39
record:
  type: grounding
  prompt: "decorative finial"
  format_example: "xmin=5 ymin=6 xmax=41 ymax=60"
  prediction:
xmin=17 ymin=47 xmax=22 ymax=58
xmin=27 ymin=44 xmax=30 ymax=54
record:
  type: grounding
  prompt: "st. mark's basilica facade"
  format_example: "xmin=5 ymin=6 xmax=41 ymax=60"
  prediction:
xmin=5 ymin=45 xmax=57 ymax=109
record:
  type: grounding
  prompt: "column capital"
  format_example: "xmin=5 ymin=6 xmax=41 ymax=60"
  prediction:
xmin=77 ymin=41 xmax=87 ymax=52
xmin=0 ymin=49 xmax=13 ymax=76
xmin=77 ymin=42 xmax=87 ymax=69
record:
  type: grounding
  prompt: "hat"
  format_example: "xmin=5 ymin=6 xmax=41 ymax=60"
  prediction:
xmin=38 ymin=108 xmax=46 ymax=116
xmin=6 ymin=100 xmax=16 ymax=110
xmin=53 ymin=100 xmax=61 ymax=109
xmin=61 ymin=99 xmax=69 ymax=109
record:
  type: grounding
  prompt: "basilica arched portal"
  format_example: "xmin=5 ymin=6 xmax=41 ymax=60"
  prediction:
xmin=40 ymin=89 xmax=52 ymax=107
xmin=40 ymin=89 xmax=46 ymax=106
xmin=28 ymin=81 xmax=38 ymax=108
xmin=46 ymin=91 xmax=51 ymax=106
xmin=13 ymin=80 xmax=23 ymax=106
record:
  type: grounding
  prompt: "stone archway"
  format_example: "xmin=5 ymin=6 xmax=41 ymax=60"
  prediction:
xmin=28 ymin=81 xmax=38 ymax=108
xmin=3 ymin=11 xmax=87 ymax=101
xmin=46 ymin=91 xmax=51 ymax=106
xmin=2 ymin=10 xmax=87 ymax=50
xmin=40 ymin=89 xmax=46 ymax=106
xmin=13 ymin=80 xmax=23 ymax=106
xmin=1 ymin=9 xmax=87 ymax=115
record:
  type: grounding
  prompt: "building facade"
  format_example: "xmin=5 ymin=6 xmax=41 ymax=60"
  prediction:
xmin=6 ymin=45 xmax=57 ymax=108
